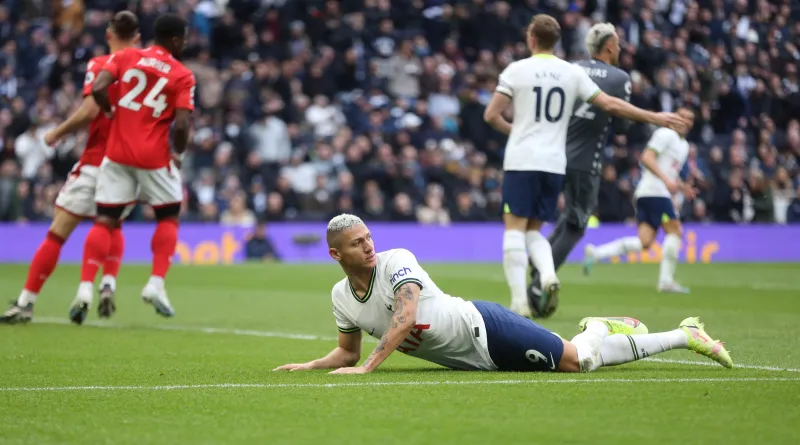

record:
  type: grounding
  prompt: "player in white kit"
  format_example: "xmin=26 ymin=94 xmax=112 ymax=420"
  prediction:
xmin=482 ymin=14 xmax=683 ymax=317
xmin=584 ymin=106 xmax=696 ymax=293
xmin=274 ymin=214 xmax=732 ymax=374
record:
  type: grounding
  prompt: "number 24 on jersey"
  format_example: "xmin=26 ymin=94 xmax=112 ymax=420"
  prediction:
xmin=118 ymin=68 xmax=169 ymax=118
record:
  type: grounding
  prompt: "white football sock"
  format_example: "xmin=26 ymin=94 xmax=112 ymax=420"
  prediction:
xmin=147 ymin=275 xmax=166 ymax=290
xmin=659 ymin=233 xmax=681 ymax=284
xmin=502 ymin=230 xmax=528 ymax=307
xmin=76 ymin=282 xmax=93 ymax=303
xmin=598 ymin=330 xmax=689 ymax=367
xmin=526 ymin=230 xmax=556 ymax=284
xmin=592 ymin=236 xmax=643 ymax=260
xmin=100 ymin=275 xmax=117 ymax=292
xmin=570 ymin=321 xmax=610 ymax=372
xmin=17 ymin=289 xmax=37 ymax=306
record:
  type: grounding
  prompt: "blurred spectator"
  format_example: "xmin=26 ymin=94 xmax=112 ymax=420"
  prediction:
xmin=0 ymin=160 xmax=21 ymax=220
xmin=14 ymin=122 xmax=53 ymax=180
xmin=787 ymin=185 xmax=800 ymax=224
xmin=0 ymin=1 xmax=797 ymax=225
xmin=451 ymin=190 xmax=487 ymax=222
xmin=747 ymin=169 xmax=774 ymax=223
xmin=773 ymin=166 xmax=795 ymax=223
xmin=416 ymin=189 xmax=450 ymax=226
xmin=245 ymin=221 xmax=279 ymax=262
xmin=220 ymin=191 xmax=257 ymax=226
xmin=305 ymin=95 xmax=346 ymax=139
xmin=597 ymin=165 xmax=632 ymax=222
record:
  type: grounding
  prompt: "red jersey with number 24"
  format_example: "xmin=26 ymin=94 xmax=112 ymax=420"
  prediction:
xmin=101 ymin=45 xmax=195 ymax=169
xmin=79 ymin=55 xmax=118 ymax=167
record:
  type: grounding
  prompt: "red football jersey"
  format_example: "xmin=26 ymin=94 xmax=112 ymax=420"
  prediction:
xmin=79 ymin=55 xmax=117 ymax=167
xmin=101 ymin=46 xmax=195 ymax=169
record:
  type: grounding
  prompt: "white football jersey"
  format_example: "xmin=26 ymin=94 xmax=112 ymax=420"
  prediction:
xmin=635 ymin=127 xmax=690 ymax=199
xmin=497 ymin=54 xmax=601 ymax=174
xmin=331 ymin=249 xmax=497 ymax=371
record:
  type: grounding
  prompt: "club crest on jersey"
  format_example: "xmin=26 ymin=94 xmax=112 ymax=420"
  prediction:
xmin=389 ymin=267 xmax=412 ymax=284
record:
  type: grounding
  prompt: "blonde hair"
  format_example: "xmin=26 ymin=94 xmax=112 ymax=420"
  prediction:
xmin=326 ymin=213 xmax=365 ymax=247
xmin=585 ymin=23 xmax=617 ymax=57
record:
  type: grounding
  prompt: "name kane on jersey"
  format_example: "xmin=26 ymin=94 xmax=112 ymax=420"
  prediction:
xmin=496 ymin=56 xmax=601 ymax=174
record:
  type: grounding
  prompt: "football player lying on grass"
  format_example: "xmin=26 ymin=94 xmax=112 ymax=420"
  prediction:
xmin=275 ymin=214 xmax=732 ymax=374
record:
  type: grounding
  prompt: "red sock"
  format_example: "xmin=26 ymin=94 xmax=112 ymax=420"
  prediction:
xmin=151 ymin=219 xmax=178 ymax=278
xmin=23 ymin=231 xmax=66 ymax=293
xmin=102 ymin=227 xmax=125 ymax=278
xmin=81 ymin=223 xmax=113 ymax=283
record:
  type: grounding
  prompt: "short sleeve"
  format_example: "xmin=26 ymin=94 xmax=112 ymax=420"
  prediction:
xmin=495 ymin=64 xmax=514 ymax=98
xmin=81 ymin=59 xmax=103 ymax=97
xmin=575 ymin=66 xmax=601 ymax=102
xmin=332 ymin=286 xmax=359 ymax=334
xmin=334 ymin=305 xmax=360 ymax=334
xmin=176 ymin=73 xmax=196 ymax=111
xmin=646 ymin=128 xmax=672 ymax=154
xmin=384 ymin=249 xmax=425 ymax=294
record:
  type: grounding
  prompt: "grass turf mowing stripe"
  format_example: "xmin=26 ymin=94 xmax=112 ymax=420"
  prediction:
xmin=1 ymin=377 xmax=798 ymax=392
xmin=33 ymin=317 xmax=800 ymax=373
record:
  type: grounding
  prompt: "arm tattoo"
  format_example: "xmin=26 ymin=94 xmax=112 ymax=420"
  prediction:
xmin=363 ymin=284 xmax=417 ymax=367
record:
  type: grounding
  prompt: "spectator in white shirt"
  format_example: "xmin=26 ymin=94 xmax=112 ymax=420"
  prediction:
xmin=305 ymin=95 xmax=346 ymax=139
xmin=250 ymin=99 xmax=291 ymax=167
xmin=14 ymin=122 xmax=53 ymax=180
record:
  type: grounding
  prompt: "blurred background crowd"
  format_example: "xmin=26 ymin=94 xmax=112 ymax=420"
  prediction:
xmin=1 ymin=0 xmax=799 ymax=226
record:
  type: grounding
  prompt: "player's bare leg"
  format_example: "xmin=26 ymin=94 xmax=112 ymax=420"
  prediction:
xmin=583 ymin=223 xmax=652 ymax=274
xmin=525 ymin=218 xmax=559 ymax=316
xmin=503 ymin=213 xmax=532 ymax=317
xmin=657 ymin=219 xmax=688 ymax=293
xmin=140 ymin=204 xmax=180 ymax=318
xmin=2 ymin=209 xmax=81 ymax=324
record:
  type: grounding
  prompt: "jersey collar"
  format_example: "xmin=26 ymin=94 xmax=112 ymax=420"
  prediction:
xmin=348 ymin=267 xmax=377 ymax=303
xmin=149 ymin=44 xmax=174 ymax=59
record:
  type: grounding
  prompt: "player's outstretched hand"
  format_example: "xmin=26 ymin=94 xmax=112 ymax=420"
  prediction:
xmin=42 ymin=131 xmax=59 ymax=147
xmin=273 ymin=362 xmax=315 ymax=372
xmin=329 ymin=366 xmax=370 ymax=375
xmin=654 ymin=112 xmax=683 ymax=131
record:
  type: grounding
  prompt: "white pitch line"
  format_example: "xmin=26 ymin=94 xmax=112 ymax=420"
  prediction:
xmin=646 ymin=358 xmax=800 ymax=373
xmin=34 ymin=317 xmax=339 ymax=341
xmin=2 ymin=377 xmax=798 ymax=393
xmin=32 ymin=317 xmax=800 ymax=373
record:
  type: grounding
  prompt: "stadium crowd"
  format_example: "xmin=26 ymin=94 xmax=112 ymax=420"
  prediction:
xmin=0 ymin=0 xmax=799 ymax=225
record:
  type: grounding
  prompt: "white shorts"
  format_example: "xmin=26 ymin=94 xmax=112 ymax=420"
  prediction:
xmin=55 ymin=163 xmax=134 ymax=219
xmin=95 ymin=158 xmax=183 ymax=208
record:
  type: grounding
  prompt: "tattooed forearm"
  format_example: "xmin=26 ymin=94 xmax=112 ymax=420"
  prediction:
xmin=398 ymin=283 xmax=415 ymax=300
xmin=361 ymin=283 xmax=420 ymax=371
xmin=364 ymin=337 xmax=387 ymax=365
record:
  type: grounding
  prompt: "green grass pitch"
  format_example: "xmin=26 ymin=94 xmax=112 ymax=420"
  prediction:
xmin=1 ymin=262 xmax=799 ymax=445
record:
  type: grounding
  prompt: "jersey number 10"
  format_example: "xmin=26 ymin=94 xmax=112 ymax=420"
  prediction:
xmin=532 ymin=86 xmax=565 ymax=123
xmin=118 ymin=68 xmax=169 ymax=118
